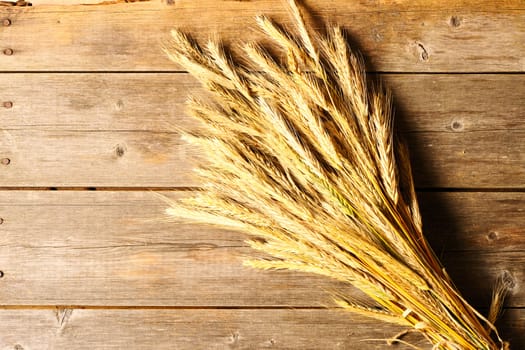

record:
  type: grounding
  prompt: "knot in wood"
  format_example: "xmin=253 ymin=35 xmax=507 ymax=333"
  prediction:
xmin=449 ymin=16 xmax=461 ymax=27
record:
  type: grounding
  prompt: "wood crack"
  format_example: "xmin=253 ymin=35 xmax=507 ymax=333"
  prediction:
xmin=54 ymin=307 xmax=73 ymax=332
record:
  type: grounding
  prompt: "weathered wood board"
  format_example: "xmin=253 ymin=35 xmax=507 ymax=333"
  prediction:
xmin=0 ymin=0 xmax=523 ymax=348
xmin=1 ymin=74 xmax=523 ymax=133
xmin=0 ymin=308 xmax=522 ymax=350
xmin=1 ymin=308 xmax=521 ymax=350
xmin=0 ymin=1 xmax=524 ymax=72
xmin=0 ymin=191 xmax=522 ymax=307
xmin=22 ymin=0 xmax=525 ymax=10
xmin=0 ymin=74 xmax=523 ymax=188
xmin=0 ymin=129 xmax=523 ymax=188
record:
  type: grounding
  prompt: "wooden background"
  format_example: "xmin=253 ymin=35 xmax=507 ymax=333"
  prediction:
xmin=0 ymin=0 xmax=524 ymax=348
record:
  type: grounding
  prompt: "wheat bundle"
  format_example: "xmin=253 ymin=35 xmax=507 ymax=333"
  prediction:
xmin=163 ymin=1 xmax=509 ymax=348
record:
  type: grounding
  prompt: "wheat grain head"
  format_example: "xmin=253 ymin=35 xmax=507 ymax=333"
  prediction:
xmin=162 ymin=1 xmax=509 ymax=349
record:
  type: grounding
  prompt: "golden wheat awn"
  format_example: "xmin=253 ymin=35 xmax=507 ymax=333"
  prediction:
xmin=163 ymin=1 xmax=510 ymax=348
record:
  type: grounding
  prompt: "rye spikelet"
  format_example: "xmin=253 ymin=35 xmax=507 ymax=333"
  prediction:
xmin=163 ymin=1 xmax=509 ymax=348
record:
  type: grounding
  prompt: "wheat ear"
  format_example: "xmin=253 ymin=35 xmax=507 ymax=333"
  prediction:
xmin=162 ymin=1 xmax=510 ymax=349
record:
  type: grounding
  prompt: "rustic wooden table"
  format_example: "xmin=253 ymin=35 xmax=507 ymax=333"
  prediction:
xmin=0 ymin=0 xmax=523 ymax=349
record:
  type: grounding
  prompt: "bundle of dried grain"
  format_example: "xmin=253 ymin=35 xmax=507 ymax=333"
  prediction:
xmin=163 ymin=1 xmax=509 ymax=348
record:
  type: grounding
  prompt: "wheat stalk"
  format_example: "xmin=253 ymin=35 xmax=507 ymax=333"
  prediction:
xmin=163 ymin=1 xmax=509 ymax=348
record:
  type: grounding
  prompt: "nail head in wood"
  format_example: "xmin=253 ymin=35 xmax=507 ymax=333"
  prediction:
xmin=3 ymin=19 xmax=12 ymax=27
xmin=3 ymin=101 xmax=13 ymax=109
xmin=487 ymin=231 xmax=498 ymax=241
xmin=115 ymin=144 xmax=126 ymax=157
xmin=451 ymin=120 xmax=463 ymax=131
xmin=1 ymin=158 xmax=11 ymax=165
xmin=3 ymin=48 xmax=14 ymax=56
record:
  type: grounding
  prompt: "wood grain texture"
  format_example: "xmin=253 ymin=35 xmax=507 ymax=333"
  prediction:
xmin=0 ymin=308 xmax=522 ymax=350
xmin=0 ymin=73 xmax=523 ymax=188
xmin=1 ymin=73 xmax=523 ymax=132
xmin=0 ymin=191 xmax=522 ymax=307
xmin=0 ymin=1 xmax=523 ymax=72
xmin=418 ymin=192 xmax=525 ymax=252
xmin=0 ymin=308 xmax=426 ymax=350
xmin=0 ymin=1 xmax=523 ymax=347
xmin=1 ymin=128 xmax=522 ymax=188
xmin=25 ymin=0 xmax=525 ymax=10
xmin=28 ymin=0 xmax=153 ymax=5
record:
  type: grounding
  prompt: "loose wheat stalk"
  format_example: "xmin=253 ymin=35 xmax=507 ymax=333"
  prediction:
xmin=163 ymin=1 xmax=509 ymax=348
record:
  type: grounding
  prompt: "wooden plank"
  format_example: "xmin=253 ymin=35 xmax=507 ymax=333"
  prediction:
xmin=409 ymin=131 xmax=525 ymax=188
xmin=0 ymin=129 xmax=199 ymax=187
xmin=380 ymin=74 xmax=525 ymax=133
xmin=25 ymin=0 xmax=525 ymax=10
xmin=0 ymin=308 xmax=522 ymax=349
xmin=0 ymin=1 xmax=523 ymax=72
xmin=419 ymin=192 xmax=525 ymax=252
xmin=1 ymin=191 xmax=522 ymax=253
xmin=1 ymin=73 xmax=523 ymax=132
xmin=0 ymin=73 xmax=523 ymax=188
xmin=0 ymin=191 xmax=523 ymax=307
xmin=28 ymin=0 xmax=153 ymax=5
xmin=0 ymin=73 xmax=199 ymax=132
xmin=0 ymin=128 xmax=522 ymax=188
xmin=0 ymin=308 xmax=427 ymax=350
